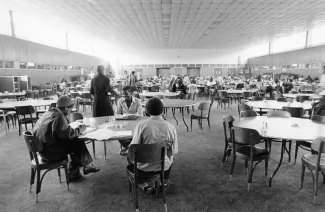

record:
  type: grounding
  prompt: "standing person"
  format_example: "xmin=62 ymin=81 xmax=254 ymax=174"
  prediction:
xmin=90 ymin=65 xmax=117 ymax=117
xmin=129 ymin=71 xmax=137 ymax=87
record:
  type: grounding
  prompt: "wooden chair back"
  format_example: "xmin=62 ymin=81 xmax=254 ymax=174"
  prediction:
xmin=296 ymin=95 xmax=310 ymax=103
xmin=311 ymin=115 xmax=325 ymax=123
xmin=251 ymin=96 xmax=264 ymax=101
xmin=70 ymin=92 xmax=80 ymax=99
xmin=16 ymin=105 xmax=35 ymax=117
xmin=23 ymin=131 xmax=43 ymax=166
xmin=232 ymin=127 xmax=261 ymax=145
xmin=223 ymin=115 xmax=235 ymax=143
xmin=242 ymin=91 xmax=251 ymax=99
xmin=128 ymin=142 xmax=167 ymax=164
xmin=218 ymin=90 xmax=228 ymax=98
xmin=282 ymin=107 xmax=303 ymax=118
xmin=240 ymin=110 xmax=257 ymax=118
xmin=311 ymin=137 xmax=325 ymax=154
xmin=267 ymin=111 xmax=291 ymax=118
xmin=277 ymin=97 xmax=288 ymax=102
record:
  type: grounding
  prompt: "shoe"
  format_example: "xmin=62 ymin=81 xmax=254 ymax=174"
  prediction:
xmin=119 ymin=148 xmax=128 ymax=156
xmin=160 ymin=180 xmax=171 ymax=192
xmin=68 ymin=168 xmax=82 ymax=182
xmin=83 ymin=164 xmax=100 ymax=175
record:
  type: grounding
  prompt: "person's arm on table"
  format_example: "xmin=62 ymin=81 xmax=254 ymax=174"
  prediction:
xmin=54 ymin=113 xmax=85 ymax=140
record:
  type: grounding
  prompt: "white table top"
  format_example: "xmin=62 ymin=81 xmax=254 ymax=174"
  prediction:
xmin=0 ymin=92 xmax=26 ymax=97
xmin=282 ymin=93 xmax=321 ymax=100
xmin=247 ymin=100 xmax=312 ymax=110
xmin=0 ymin=99 xmax=56 ymax=110
xmin=219 ymin=89 xmax=259 ymax=94
xmin=139 ymin=92 xmax=179 ymax=97
xmin=233 ymin=116 xmax=325 ymax=141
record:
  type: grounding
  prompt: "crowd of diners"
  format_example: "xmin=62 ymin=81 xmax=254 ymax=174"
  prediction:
xmin=26 ymin=65 xmax=325 ymax=206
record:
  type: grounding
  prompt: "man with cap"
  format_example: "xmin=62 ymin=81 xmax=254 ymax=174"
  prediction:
xmin=33 ymin=95 xmax=100 ymax=180
xmin=90 ymin=65 xmax=117 ymax=117
xmin=127 ymin=97 xmax=178 ymax=189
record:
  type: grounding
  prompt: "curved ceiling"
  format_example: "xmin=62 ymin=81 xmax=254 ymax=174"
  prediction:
xmin=1 ymin=0 xmax=325 ymax=52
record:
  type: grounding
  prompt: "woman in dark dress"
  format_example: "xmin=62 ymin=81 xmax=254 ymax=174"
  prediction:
xmin=90 ymin=65 xmax=117 ymax=117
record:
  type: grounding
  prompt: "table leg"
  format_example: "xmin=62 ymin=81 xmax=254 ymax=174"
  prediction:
xmin=181 ymin=107 xmax=189 ymax=132
xmin=172 ymin=107 xmax=178 ymax=125
xmin=269 ymin=140 xmax=285 ymax=186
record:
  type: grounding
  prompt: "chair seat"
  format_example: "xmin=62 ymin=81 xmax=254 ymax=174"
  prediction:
xmin=126 ymin=164 xmax=161 ymax=179
xmin=296 ymin=140 xmax=311 ymax=148
xmin=302 ymin=154 xmax=325 ymax=170
xmin=19 ymin=117 xmax=38 ymax=124
xmin=31 ymin=156 xmax=68 ymax=169
xmin=190 ymin=112 xmax=208 ymax=119
xmin=236 ymin=146 xmax=268 ymax=157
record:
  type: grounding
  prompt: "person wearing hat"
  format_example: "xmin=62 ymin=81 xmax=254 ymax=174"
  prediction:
xmin=127 ymin=97 xmax=178 ymax=190
xmin=90 ymin=65 xmax=117 ymax=117
xmin=33 ymin=95 xmax=100 ymax=181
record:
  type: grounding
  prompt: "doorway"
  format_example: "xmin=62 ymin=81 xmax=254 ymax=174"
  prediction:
xmin=187 ymin=68 xmax=200 ymax=77
xmin=157 ymin=68 xmax=170 ymax=77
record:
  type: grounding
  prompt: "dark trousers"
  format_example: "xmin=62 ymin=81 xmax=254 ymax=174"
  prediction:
xmin=40 ymin=138 xmax=93 ymax=169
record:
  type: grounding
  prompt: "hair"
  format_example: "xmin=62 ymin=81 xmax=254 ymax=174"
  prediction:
xmin=97 ymin=65 xmax=104 ymax=74
xmin=131 ymin=71 xmax=135 ymax=75
xmin=146 ymin=97 xmax=164 ymax=116
xmin=122 ymin=85 xmax=132 ymax=92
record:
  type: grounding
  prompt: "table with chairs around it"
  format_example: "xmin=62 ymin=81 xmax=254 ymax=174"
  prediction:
xmin=222 ymin=111 xmax=325 ymax=204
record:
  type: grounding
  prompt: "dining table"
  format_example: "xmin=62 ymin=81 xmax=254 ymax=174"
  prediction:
xmin=0 ymin=99 xmax=56 ymax=111
xmin=143 ymin=99 xmax=200 ymax=132
xmin=233 ymin=116 xmax=325 ymax=186
xmin=247 ymin=100 xmax=312 ymax=112
xmin=78 ymin=116 xmax=147 ymax=159
xmin=139 ymin=92 xmax=179 ymax=98
xmin=282 ymin=93 xmax=322 ymax=101
xmin=0 ymin=92 xmax=27 ymax=99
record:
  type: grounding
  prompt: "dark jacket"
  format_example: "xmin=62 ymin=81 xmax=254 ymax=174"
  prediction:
xmin=90 ymin=74 xmax=116 ymax=117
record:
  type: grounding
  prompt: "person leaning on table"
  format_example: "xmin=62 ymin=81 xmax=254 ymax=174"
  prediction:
xmin=33 ymin=95 xmax=100 ymax=181
xmin=127 ymin=97 xmax=178 ymax=190
xmin=116 ymin=85 xmax=143 ymax=155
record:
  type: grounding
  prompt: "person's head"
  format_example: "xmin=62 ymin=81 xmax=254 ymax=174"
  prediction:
xmin=131 ymin=71 xmax=135 ymax=75
xmin=122 ymin=86 xmax=132 ymax=101
xmin=146 ymin=97 xmax=164 ymax=116
xmin=56 ymin=95 xmax=74 ymax=116
xmin=97 ymin=65 xmax=104 ymax=75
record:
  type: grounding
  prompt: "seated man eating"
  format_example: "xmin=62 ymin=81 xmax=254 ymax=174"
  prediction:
xmin=128 ymin=97 xmax=178 ymax=190
xmin=33 ymin=95 xmax=100 ymax=181
xmin=116 ymin=86 xmax=143 ymax=155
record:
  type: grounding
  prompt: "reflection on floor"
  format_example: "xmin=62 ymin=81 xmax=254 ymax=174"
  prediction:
xmin=0 ymin=101 xmax=324 ymax=212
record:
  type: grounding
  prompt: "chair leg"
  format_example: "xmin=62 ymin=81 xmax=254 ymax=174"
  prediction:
xmin=134 ymin=180 xmax=139 ymax=212
xmin=128 ymin=179 xmax=132 ymax=193
xmin=25 ymin=123 xmax=27 ymax=131
xmin=288 ymin=141 xmax=292 ymax=162
xmin=190 ymin=118 xmax=193 ymax=131
xmin=229 ymin=151 xmax=236 ymax=181
xmin=55 ymin=168 xmax=61 ymax=183
xmin=18 ymin=124 xmax=21 ymax=136
xmin=247 ymin=160 xmax=254 ymax=191
xmin=314 ymin=170 xmax=319 ymax=204
xmin=265 ymin=158 xmax=268 ymax=184
xmin=104 ymin=141 xmax=107 ymax=160
xmin=294 ymin=143 xmax=299 ymax=165
xmin=62 ymin=165 xmax=69 ymax=192
xmin=36 ymin=169 xmax=41 ymax=203
xmin=207 ymin=118 xmax=210 ymax=129
xmin=92 ymin=141 xmax=96 ymax=159
xmin=161 ymin=176 xmax=167 ymax=212
xmin=220 ymin=145 xmax=229 ymax=168
xmin=300 ymin=164 xmax=305 ymax=189
xmin=30 ymin=168 xmax=36 ymax=193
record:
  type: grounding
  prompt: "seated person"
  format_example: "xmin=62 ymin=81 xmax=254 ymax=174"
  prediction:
xmin=116 ymin=86 xmax=143 ymax=155
xmin=33 ymin=95 xmax=100 ymax=181
xmin=127 ymin=97 xmax=178 ymax=189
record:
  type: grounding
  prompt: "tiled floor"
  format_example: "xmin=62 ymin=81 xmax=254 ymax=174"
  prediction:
xmin=0 ymin=100 xmax=325 ymax=212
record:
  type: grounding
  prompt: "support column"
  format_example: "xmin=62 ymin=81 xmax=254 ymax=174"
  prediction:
xmin=305 ymin=31 xmax=312 ymax=48
xmin=9 ymin=10 xmax=16 ymax=38
xmin=66 ymin=33 xmax=69 ymax=50
xmin=268 ymin=42 xmax=273 ymax=55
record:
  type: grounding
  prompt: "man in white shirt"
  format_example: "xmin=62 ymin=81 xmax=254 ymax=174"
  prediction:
xmin=116 ymin=86 xmax=143 ymax=155
xmin=128 ymin=97 xmax=178 ymax=186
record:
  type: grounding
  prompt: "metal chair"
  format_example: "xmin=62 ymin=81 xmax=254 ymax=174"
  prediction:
xmin=301 ymin=136 xmax=325 ymax=204
xmin=23 ymin=131 xmax=70 ymax=202
xmin=230 ymin=127 xmax=269 ymax=191
xmin=126 ymin=142 xmax=168 ymax=212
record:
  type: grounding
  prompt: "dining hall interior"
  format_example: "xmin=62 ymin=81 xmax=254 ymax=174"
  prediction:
xmin=1 ymin=0 xmax=325 ymax=211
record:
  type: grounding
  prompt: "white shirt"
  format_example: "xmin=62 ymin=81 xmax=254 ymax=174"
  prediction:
xmin=116 ymin=97 xmax=142 ymax=116
xmin=130 ymin=116 xmax=178 ymax=172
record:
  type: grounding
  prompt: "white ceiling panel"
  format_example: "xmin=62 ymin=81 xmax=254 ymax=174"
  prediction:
xmin=0 ymin=0 xmax=325 ymax=52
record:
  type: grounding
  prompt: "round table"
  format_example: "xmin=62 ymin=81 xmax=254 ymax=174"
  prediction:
xmin=247 ymin=100 xmax=312 ymax=110
xmin=233 ymin=116 xmax=325 ymax=186
xmin=139 ymin=92 xmax=179 ymax=98
xmin=0 ymin=99 xmax=56 ymax=111
xmin=224 ymin=89 xmax=258 ymax=94
xmin=282 ymin=93 xmax=322 ymax=100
